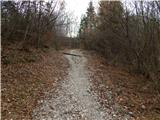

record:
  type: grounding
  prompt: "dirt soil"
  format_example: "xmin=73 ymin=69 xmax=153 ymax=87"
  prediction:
xmin=86 ymin=51 xmax=160 ymax=120
xmin=1 ymin=43 xmax=69 ymax=119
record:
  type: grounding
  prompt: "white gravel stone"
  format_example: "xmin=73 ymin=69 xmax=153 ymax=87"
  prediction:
xmin=32 ymin=50 xmax=131 ymax=120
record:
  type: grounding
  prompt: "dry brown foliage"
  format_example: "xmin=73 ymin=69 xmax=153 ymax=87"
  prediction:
xmin=87 ymin=51 xmax=160 ymax=120
xmin=1 ymin=43 xmax=69 ymax=119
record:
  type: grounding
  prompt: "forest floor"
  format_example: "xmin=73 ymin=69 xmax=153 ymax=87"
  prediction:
xmin=86 ymin=50 xmax=160 ymax=120
xmin=1 ymin=43 xmax=69 ymax=119
xmin=2 ymin=47 xmax=160 ymax=120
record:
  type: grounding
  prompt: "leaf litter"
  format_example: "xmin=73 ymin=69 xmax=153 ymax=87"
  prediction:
xmin=1 ymin=43 xmax=69 ymax=120
xmin=86 ymin=50 xmax=160 ymax=120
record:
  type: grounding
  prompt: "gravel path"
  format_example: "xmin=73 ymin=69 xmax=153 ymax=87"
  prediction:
xmin=32 ymin=50 xmax=129 ymax=120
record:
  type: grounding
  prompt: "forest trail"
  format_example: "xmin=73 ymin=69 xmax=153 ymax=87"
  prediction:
xmin=32 ymin=49 xmax=130 ymax=120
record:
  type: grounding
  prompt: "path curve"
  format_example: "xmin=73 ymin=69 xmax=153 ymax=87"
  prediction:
xmin=32 ymin=50 xmax=112 ymax=119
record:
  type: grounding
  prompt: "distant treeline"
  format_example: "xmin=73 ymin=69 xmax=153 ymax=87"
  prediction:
xmin=79 ymin=1 xmax=160 ymax=82
xmin=1 ymin=0 xmax=73 ymax=48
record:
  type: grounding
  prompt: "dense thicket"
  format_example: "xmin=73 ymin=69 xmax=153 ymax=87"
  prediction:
xmin=1 ymin=0 xmax=72 ymax=48
xmin=79 ymin=1 xmax=160 ymax=82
